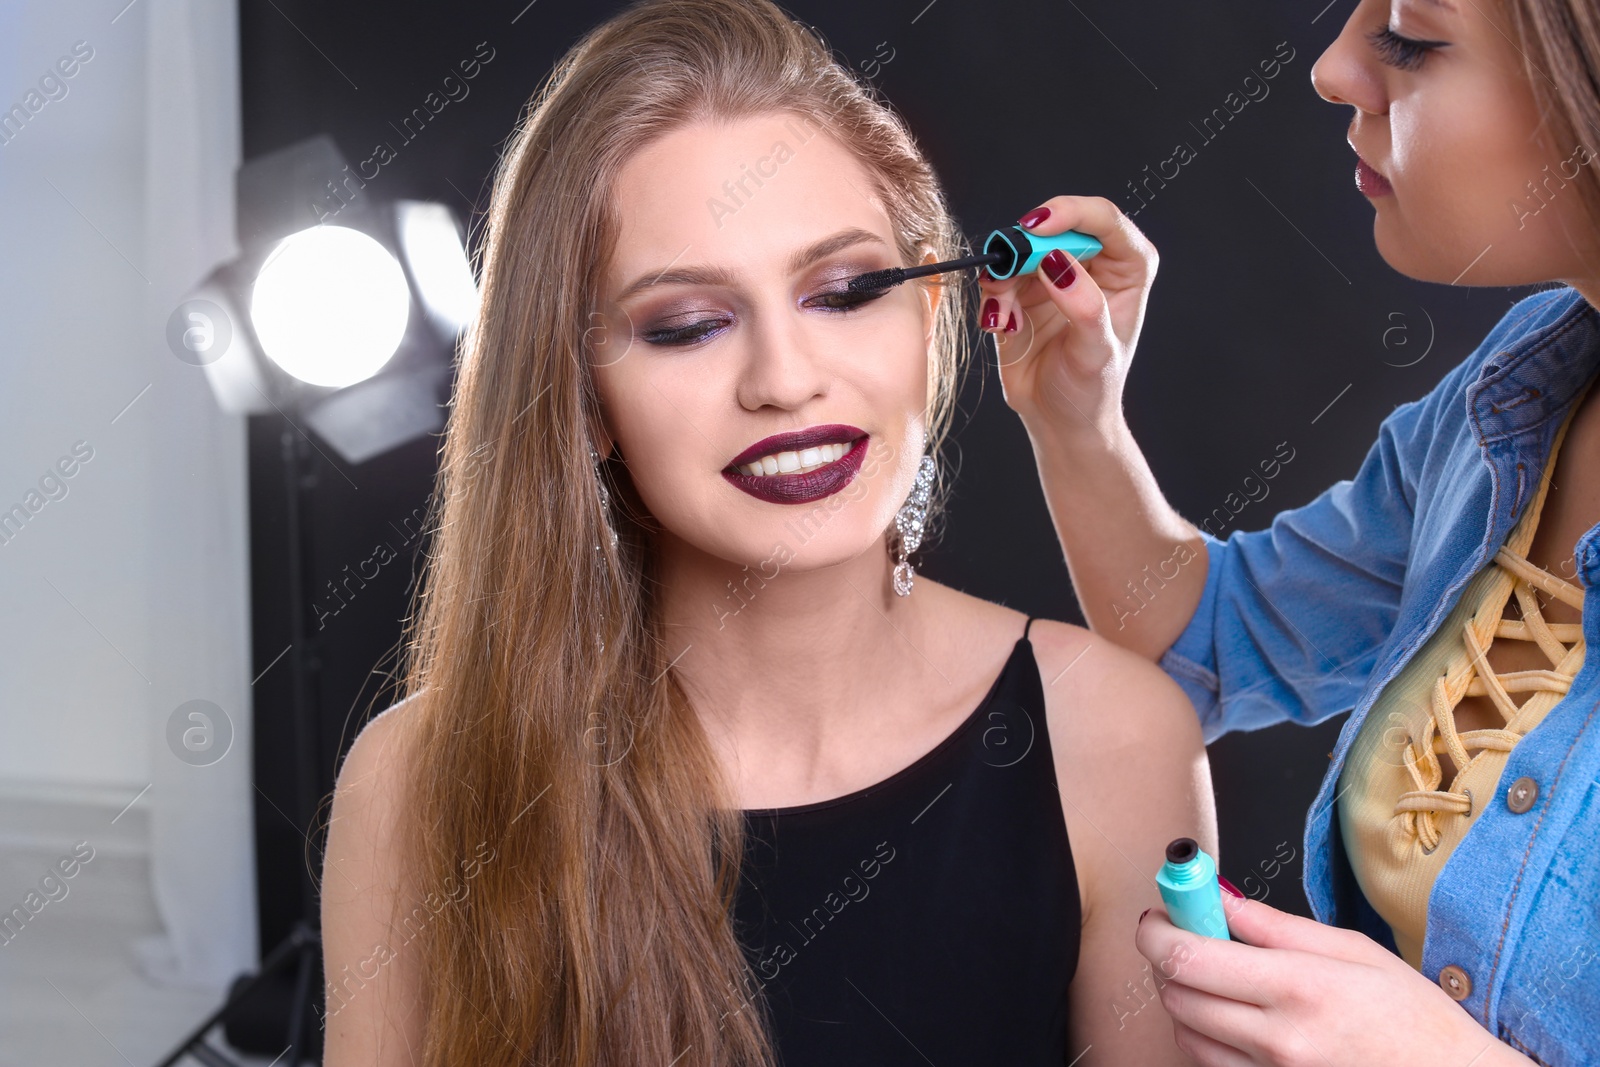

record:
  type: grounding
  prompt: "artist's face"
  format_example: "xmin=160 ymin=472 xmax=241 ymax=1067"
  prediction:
xmin=588 ymin=114 xmax=939 ymax=574
xmin=1312 ymin=0 xmax=1599 ymax=284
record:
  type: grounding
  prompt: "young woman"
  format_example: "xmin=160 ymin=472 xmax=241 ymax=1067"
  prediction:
xmin=318 ymin=2 xmax=1215 ymax=1065
xmin=979 ymin=0 xmax=1600 ymax=1063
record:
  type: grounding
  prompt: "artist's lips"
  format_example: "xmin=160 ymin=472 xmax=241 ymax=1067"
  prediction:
xmin=723 ymin=424 xmax=868 ymax=505
xmin=1354 ymin=153 xmax=1393 ymax=197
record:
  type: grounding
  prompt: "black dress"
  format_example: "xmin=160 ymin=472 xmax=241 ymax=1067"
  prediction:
xmin=731 ymin=616 xmax=1082 ymax=1065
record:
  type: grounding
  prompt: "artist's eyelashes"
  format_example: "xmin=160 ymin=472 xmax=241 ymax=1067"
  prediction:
xmin=639 ymin=287 xmax=888 ymax=347
xmin=1366 ymin=25 xmax=1446 ymax=71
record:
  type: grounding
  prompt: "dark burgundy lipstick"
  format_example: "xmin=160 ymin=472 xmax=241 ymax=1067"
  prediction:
xmin=723 ymin=423 xmax=868 ymax=505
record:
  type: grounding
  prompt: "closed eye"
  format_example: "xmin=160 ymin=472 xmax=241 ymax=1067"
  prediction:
xmin=1366 ymin=25 xmax=1447 ymax=71
xmin=639 ymin=286 xmax=890 ymax=347
xmin=804 ymin=287 xmax=889 ymax=313
xmin=640 ymin=316 xmax=730 ymax=347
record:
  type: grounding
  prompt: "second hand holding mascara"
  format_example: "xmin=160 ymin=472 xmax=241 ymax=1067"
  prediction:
xmin=1157 ymin=837 xmax=1233 ymax=941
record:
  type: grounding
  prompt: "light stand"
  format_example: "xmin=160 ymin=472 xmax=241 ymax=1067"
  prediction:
xmin=153 ymin=423 xmax=322 ymax=1066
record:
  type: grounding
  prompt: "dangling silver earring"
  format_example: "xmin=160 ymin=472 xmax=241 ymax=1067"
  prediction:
xmin=590 ymin=443 xmax=620 ymax=553
xmin=891 ymin=454 xmax=937 ymax=596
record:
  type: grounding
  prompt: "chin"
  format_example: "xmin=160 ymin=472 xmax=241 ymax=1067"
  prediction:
xmin=697 ymin=512 xmax=874 ymax=568
xmin=1371 ymin=213 xmax=1465 ymax=285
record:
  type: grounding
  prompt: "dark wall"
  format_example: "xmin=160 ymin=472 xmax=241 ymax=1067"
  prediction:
xmin=242 ymin=0 xmax=1533 ymax=955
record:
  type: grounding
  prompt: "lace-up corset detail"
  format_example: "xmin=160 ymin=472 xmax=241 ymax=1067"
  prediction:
xmin=1394 ymin=544 xmax=1584 ymax=852
xmin=1336 ymin=403 xmax=1589 ymax=971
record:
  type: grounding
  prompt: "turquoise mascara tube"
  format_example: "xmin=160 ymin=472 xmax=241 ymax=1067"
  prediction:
xmin=1156 ymin=837 xmax=1232 ymax=941
xmin=844 ymin=222 xmax=1103 ymax=293
xmin=979 ymin=224 xmax=1103 ymax=280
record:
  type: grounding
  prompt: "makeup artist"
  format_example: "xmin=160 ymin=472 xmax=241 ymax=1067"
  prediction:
xmin=979 ymin=0 xmax=1600 ymax=1063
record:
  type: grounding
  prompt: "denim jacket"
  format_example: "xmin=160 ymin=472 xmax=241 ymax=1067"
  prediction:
xmin=1160 ymin=285 xmax=1600 ymax=1066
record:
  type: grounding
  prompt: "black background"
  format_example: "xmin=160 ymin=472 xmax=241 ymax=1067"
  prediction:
xmin=242 ymin=0 xmax=1533 ymax=960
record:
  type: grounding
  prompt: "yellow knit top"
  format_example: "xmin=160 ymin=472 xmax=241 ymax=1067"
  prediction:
xmin=1336 ymin=412 xmax=1586 ymax=970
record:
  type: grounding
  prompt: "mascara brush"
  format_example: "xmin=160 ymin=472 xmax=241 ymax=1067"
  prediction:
xmin=845 ymin=224 xmax=1105 ymax=294
xmin=846 ymin=252 xmax=1004 ymax=294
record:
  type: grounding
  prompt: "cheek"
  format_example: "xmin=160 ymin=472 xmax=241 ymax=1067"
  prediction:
xmin=1384 ymin=78 xmax=1553 ymax=276
xmin=1389 ymin=89 xmax=1492 ymax=218
xmin=855 ymin=304 xmax=932 ymax=418
xmin=596 ymin=361 xmax=712 ymax=494
xmin=1453 ymin=96 xmax=1542 ymax=212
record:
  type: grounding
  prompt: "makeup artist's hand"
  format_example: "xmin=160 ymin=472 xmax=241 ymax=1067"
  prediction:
xmin=1133 ymin=893 xmax=1535 ymax=1067
xmin=980 ymin=195 xmax=1158 ymax=438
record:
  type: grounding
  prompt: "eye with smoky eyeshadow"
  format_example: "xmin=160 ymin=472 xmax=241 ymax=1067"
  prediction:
xmin=633 ymin=257 xmax=897 ymax=347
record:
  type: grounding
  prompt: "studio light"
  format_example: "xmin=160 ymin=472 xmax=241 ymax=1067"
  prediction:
xmin=248 ymin=224 xmax=412 ymax=388
xmin=178 ymin=135 xmax=474 ymax=465
xmin=397 ymin=199 xmax=480 ymax=337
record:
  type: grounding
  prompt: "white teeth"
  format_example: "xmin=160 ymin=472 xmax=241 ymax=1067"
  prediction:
xmin=737 ymin=440 xmax=852 ymax=477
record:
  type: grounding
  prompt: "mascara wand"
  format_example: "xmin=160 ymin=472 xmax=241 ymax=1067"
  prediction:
xmin=845 ymin=224 xmax=1104 ymax=294
xmin=846 ymin=252 xmax=1004 ymax=294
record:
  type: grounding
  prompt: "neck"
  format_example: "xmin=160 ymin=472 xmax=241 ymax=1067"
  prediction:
xmin=654 ymin=528 xmax=942 ymax=771
xmin=1569 ymin=274 xmax=1600 ymax=313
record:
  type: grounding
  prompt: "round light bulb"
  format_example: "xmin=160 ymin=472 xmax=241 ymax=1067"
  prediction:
xmin=249 ymin=225 xmax=411 ymax=388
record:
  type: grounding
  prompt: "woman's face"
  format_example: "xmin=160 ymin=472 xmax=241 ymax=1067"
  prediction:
xmin=1311 ymin=0 xmax=1599 ymax=286
xmin=589 ymin=113 xmax=939 ymax=575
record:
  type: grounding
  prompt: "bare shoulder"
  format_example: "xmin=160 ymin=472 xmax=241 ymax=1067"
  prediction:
xmin=326 ymin=696 xmax=424 ymax=859
xmin=1025 ymin=618 xmax=1203 ymax=755
xmin=335 ymin=694 xmax=424 ymax=802
xmin=321 ymin=694 xmax=429 ymax=1066
xmin=1024 ymin=615 xmax=1216 ymax=887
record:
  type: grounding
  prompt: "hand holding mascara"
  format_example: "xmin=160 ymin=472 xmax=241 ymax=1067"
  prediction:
xmin=946 ymin=197 xmax=1161 ymax=448
xmin=841 ymin=196 xmax=1160 ymax=468
xmin=844 ymin=223 xmax=1103 ymax=294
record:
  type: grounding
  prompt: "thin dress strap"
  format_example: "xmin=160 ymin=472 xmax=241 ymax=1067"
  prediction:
xmin=1022 ymin=615 xmax=1036 ymax=641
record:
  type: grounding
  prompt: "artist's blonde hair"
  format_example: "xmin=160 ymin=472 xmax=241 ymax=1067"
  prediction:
xmin=1505 ymin=0 xmax=1600 ymax=237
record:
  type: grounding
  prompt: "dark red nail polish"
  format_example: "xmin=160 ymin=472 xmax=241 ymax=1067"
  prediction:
xmin=1042 ymin=249 xmax=1075 ymax=289
xmin=981 ymin=297 xmax=999 ymax=330
xmin=1218 ymin=875 xmax=1244 ymax=899
xmin=1004 ymin=310 xmax=1017 ymax=334
xmin=1018 ymin=205 xmax=1051 ymax=229
xmin=1138 ymin=907 xmax=1151 ymax=923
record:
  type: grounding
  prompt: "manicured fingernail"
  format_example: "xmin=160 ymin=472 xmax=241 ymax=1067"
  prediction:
xmin=1138 ymin=907 xmax=1151 ymax=924
xmin=1018 ymin=205 xmax=1051 ymax=229
xmin=1218 ymin=875 xmax=1244 ymax=899
xmin=981 ymin=297 xmax=1000 ymax=330
xmin=1004 ymin=310 xmax=1017 ymax=334
xmin=1042 ymin=249 xmax=1075 ymax=289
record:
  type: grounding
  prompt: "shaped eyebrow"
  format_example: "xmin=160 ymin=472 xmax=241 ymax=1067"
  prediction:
xmin=613 ymin=227 xmax=891 ymax=302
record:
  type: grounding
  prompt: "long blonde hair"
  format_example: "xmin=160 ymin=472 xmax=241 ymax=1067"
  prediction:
xmin=389 ymin=1 xmax=972 ymax=1064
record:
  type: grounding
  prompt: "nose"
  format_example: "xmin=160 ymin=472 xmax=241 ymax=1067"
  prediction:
xmin=734 ymin=308 xmax=830 ymax=414
xmin=1311 ymin=1 xmax=1388 ymax=114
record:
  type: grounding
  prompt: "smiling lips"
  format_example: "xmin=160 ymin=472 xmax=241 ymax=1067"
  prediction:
xmin=723 ymin=423 xmax=868 ymax=505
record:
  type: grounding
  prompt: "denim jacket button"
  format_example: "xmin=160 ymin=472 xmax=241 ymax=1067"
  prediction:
xmin=1506 ymin=776 xmax=1539 ymax=814
xmin=1439 ymin=964 xmax=1472 ymax=1001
